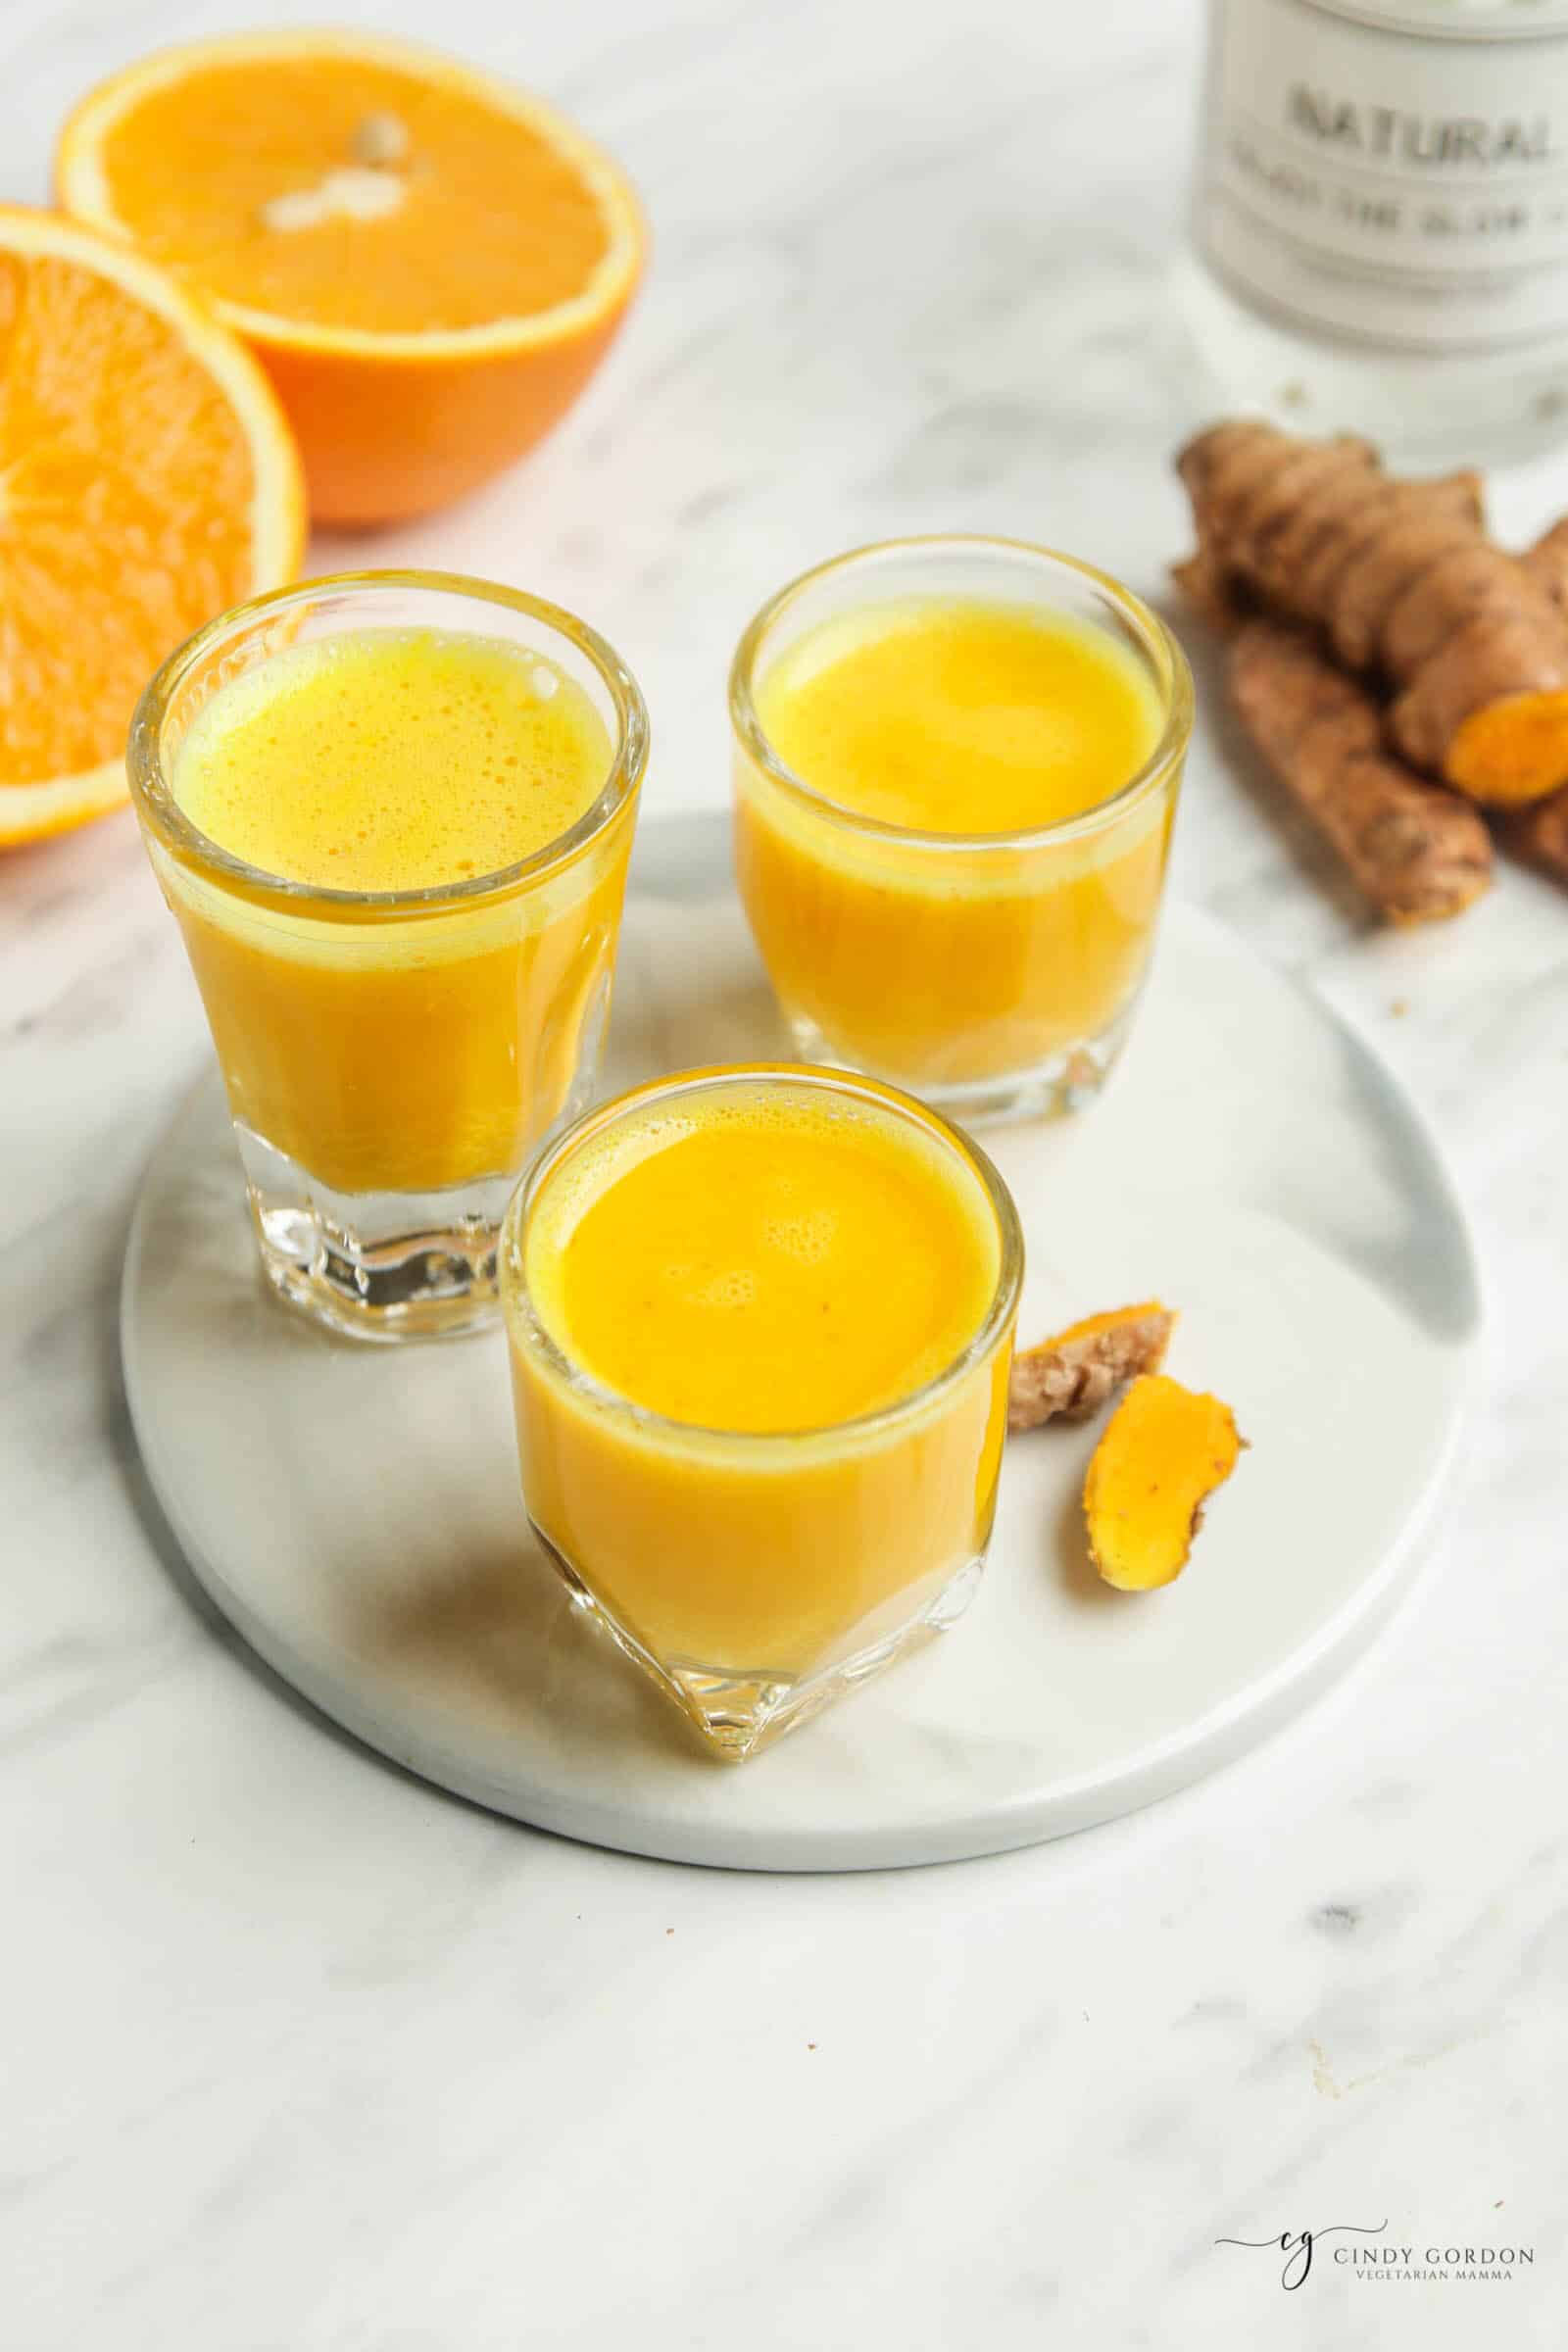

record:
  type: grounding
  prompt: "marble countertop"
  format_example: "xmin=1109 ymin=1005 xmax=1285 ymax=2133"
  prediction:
xmin=4 ymin=1 xmax=1565 ymax=2343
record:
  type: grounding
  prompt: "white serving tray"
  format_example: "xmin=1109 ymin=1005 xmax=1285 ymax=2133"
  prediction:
xmin=122 ymin=812 xmax=1480 ymax=1871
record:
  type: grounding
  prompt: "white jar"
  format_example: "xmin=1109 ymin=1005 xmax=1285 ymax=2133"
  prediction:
xmin=1181 ymin=0 xmax=1568 ymax=456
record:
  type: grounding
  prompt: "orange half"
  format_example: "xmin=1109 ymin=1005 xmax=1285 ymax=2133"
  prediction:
xmin=0 ymin=206 xmax=304 ymax=847
xmin=57 ymin=31 xmax=646 ymax=523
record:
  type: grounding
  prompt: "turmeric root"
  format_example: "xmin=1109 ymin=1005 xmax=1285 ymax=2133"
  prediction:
xmin=1179 ymin=420 xmax=1568 ymax=806
xmin=1169 ymin=550 xmax=1242 ymax=636
xmin=1007 ymin=1301 xmax=1176 ymax=1432
xmin=1525 ymin=516 xmax=1568 ymax=612
xmin=1083 ymin=1375 xmax=1244 ymax=1592
xmin=1486 ymin=528 xmax=1568 ymax=887
xmin=1503 ymin=786 xmax=1568 ymax=891
xmin=1227 ymin=619 xmax=1493 ymax=923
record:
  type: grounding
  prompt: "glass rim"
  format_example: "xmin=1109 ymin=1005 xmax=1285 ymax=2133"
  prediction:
xmin=501 ymin=1061 xmax=1024 ymax=1457
xmin=126 ymin=568 xmax=650 ymax=915
xmin=727 ymin=533 xmax=1194 ymax=852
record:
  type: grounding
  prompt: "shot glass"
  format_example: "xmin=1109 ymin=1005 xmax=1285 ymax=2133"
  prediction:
xmin=500 ymin=1064 xmax=1023 ymax=1759
xmin=730 ymin=537 xmax=1193 ymax=1125
xmin=128 ymin=571 xmax=648 ymax=1341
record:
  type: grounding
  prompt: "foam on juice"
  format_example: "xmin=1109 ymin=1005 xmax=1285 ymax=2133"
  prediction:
xmin=525 ymin=1081 xmax=1001 ymax=1433
xmin=172 ymin=625 xmax=612 ymax=892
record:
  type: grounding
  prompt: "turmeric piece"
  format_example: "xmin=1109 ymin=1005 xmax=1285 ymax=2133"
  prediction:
xmin=1226 ymin=619 xmax=1493 ymax=923
xmin=1478 ymin=528 xmax=1568 ymax=888
xmin=1525 ymin=516 xmax=1568 ymax=612
xmin=1083 ymin=1375 xmax=1244 ymax=1592
xmin=1169 ymin=550 xmax=1242 ymax=636
xmin=1007 ymin=1300 xmax=1176 ymax=1432
xmin=1504 ymin=786 xmax=1568 ymax=891
xmin=1178 ymin=419 xmax=1568 ymax=806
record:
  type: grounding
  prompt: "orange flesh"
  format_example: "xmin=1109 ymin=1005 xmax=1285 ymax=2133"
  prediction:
xmin=1446 ymin=690 xmax=1568 ymax=806
xmin=94 ymin=59 xmax=614 ymax=333
xmin=0 ymin=251 xmax=257 ymax=786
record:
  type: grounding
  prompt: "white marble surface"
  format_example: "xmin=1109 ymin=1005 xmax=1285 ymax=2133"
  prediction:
xmin=3 ymin=0 xmax=1565 ymax=2343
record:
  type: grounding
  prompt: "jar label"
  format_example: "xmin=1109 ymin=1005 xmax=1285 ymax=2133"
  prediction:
xmin=1196 ymin=0 xmax=1568 ymax=354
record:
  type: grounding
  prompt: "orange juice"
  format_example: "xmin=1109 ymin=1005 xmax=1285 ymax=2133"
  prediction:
xmin=503 ymin=1067 xmax=1021 ymax=1754
xmin=756 ymin=599 xmax=1158 ymax=835
xmin=732 ymin=553 xmax=1189 ymax=1116
xmin=153 ymin=624 xmax=632 ymax=1195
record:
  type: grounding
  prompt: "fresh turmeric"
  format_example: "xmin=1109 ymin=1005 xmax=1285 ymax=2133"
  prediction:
xmin=1007 ymin=1300 xmax=1176 ymax=1432
xmin=1179 ymin=420 xmax=1568 ymax=806
xmin=1504 ymin=787 xmax=1568 ymax=892
xmin=1226 ymin=618 xmax=1493 ymax=923
xmin=1525 ymin=516 xmax=1568 ymax=612
xmin=1083 ymin=1374 xmax=1244 ymax=1592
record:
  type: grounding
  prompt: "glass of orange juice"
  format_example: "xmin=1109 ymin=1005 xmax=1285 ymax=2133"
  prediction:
xmin=128 ymin=571 xmax=648 ymax=1342
xmin=500 ymin=1062 xmax=1022 ymax=1758
xmin=730 ymin=537 xmax=1193 ymax=1125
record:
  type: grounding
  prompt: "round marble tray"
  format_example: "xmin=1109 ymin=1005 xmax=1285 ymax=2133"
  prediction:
xmin=122 ymin=812 xmax=1481 ymax=1872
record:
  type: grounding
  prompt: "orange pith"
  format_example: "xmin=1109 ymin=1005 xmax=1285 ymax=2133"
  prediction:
xmin=82 ymin=58 xmax=615 ymax=336
xmin=0 ymin=207 xmax=304 ymax=847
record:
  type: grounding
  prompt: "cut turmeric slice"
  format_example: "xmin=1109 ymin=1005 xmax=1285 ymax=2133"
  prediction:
xmin=1437 ymin=686 xmax=1568 ymax=808
xmin=1083 ymin=1374 xmax=1244 ymax=1592
xmin=1007 ymin=1301 xmax=1176 ymax=1432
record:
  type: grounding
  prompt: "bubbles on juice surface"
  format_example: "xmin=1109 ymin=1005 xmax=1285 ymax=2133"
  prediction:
xmin=171 ymin=627 xmax=612 ymax=890
xmin=762 ymin=1207 xmax=839 ymax=1266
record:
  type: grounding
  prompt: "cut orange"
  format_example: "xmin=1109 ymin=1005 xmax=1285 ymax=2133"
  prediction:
xmin=0 ymin=207 xmax=304 ymax=848
xmin=57 ymin=31 xmax=646 ymax=525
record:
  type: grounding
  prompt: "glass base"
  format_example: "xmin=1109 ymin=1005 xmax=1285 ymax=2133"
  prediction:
xmin=236 ymin=1122 xmax=513 ymax=1343
xmin=532 ymin=1524 xmax=987 ymax=1761
xmin=782 ymin=999 xmax=1139 ymax=1130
